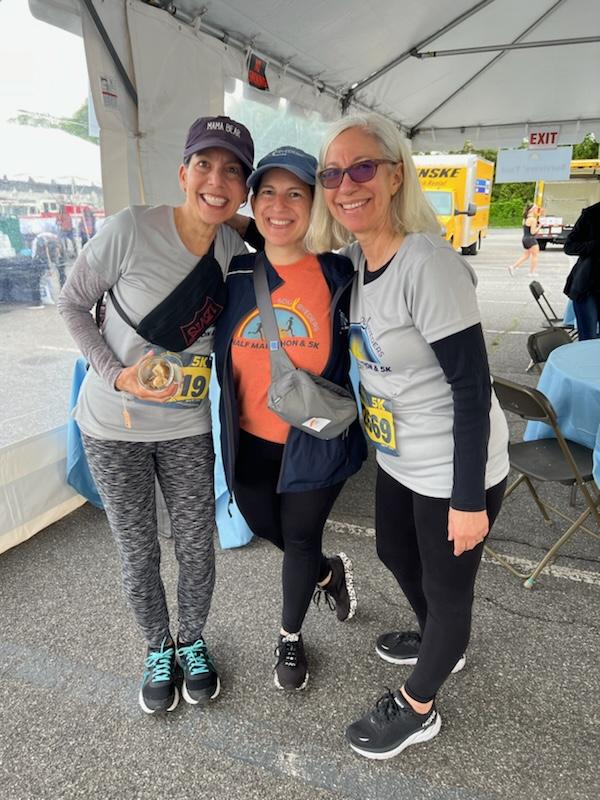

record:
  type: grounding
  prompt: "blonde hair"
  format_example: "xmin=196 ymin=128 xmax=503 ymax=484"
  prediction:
xmin=306 ymin=114 xmax=439 ymax=253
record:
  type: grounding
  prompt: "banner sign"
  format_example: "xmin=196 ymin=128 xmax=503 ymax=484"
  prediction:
xmin=495 ymin=147 xmax=573 ymax=183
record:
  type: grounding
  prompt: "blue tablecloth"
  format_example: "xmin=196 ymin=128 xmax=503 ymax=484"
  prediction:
xmin=209 ymin=371 xmax=254 ymax=549
xmin=524 ymin=340 xmax=600 ymax=486
xmin=563 ymin=299 xmax=576 ymax=327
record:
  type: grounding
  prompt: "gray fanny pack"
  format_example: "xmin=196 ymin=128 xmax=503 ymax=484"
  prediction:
xmin=253 ymin=255 xmax=357 ymax=441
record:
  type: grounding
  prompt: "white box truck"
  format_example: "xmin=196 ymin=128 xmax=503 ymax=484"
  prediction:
xmin=535 ymin=160 xmax=600 ymax=249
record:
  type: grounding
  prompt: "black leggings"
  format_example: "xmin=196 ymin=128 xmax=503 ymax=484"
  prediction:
xmin=375 ymin=466 xmax=506 ymax=703
xmin=233 ymin=430 xmax=344 ymax=633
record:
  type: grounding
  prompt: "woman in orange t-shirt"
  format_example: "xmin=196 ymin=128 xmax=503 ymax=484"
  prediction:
xmin=214 ymin=147 xmax=366 ymax=692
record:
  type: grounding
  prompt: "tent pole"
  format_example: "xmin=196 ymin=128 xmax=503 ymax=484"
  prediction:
xmin=410 ymin=0 xmax=567 ymax=136
xmin=415 ymin=35 xmax=600 ymax=59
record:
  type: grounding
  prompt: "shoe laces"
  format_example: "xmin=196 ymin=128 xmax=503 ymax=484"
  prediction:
xmin=371 ymin=689 xmax=405 ymax=725
xmin=274 ymin=634 xmax=301 ymax=670
xmin=312 ymin=587 xmax=336 ymax=612
xmin=178 ymin=639 xmax=210 ymax=676
xmin=145 ymin=639 xmax=174 ymax=684
xmin=394 ymin=631 xmax=421 ymax=646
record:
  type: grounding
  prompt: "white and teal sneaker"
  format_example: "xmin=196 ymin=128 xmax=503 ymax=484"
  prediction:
xmin=138 ymin=638 xmax=180 ymax=714
xmin=176 ymin=637 xmax=220 ymax=705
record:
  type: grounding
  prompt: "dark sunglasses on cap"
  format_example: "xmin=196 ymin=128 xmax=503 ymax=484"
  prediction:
xmin=317 ymin=158 xmax=399 ymax=189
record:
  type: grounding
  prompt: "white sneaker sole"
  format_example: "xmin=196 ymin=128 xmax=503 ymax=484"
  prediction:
xmin=338 ymin=551 xmax=357 ymax=621
xmin=182 ymin=676 xmax=221 ymax=705
xmin=138 ymin=685 xmax=180 ymax=714
xmin=273 ymin=670 xmax=309 ymax=691
xmin=376 ymin=647 xmax=466 ymax=674
xmin=349 ymin=711 xmax=442 ymax=760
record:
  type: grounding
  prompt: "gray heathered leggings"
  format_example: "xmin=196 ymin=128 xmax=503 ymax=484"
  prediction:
xmin=82 ymin=432 xmax=216 ymax=648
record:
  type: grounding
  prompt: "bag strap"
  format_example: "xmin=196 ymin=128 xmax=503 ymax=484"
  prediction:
xmin=105 ymin=242 xmax=217 ymax=331
xmin=252 ymin=253 xmax=295 ymax=379
xmin=107 ymin=287 xmax=135 ymax=328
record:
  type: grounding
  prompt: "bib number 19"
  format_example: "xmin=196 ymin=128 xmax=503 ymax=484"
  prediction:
xmin=168 ymin=355 xmax=211 ymax=404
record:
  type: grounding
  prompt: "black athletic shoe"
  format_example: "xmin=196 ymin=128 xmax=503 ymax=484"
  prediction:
xmin=176 ymin=637 xmax=220 ymax=705
xmin=312 ymin=552 xmax=357 ymax=621
xmin=273 ymin=633 xmax=309 ymax=691
xmin=376 ymin=630 xmax=466 ymax=673
xmin=138 ymin=638 xmax=180 ymax=714
xmin=346 ymin=689 xmax=441 ymax=760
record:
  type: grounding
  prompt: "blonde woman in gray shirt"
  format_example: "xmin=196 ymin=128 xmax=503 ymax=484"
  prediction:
xmin=58 ymin=117 xmax=253 ymax=714
xmin=308 ymin=114 xmax=509 ymax=760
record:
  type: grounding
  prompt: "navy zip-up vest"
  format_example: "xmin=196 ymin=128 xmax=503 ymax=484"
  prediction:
xmin=213 ymin=251 xmax=367 ymax=494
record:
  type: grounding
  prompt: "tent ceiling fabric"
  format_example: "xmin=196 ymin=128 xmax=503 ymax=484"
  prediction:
xmin=171 ymin=0 xmax=600 ymax=147
xmin=30 ymin=0 xmax=600 ymax=149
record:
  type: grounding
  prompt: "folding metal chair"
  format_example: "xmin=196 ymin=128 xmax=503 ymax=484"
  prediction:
xmin=529 ymin=281 xmax=576 ymax=338
xmin=525 ymin=327 xmax=573 ymax=373
xmin=487 ymin=375 xmax=600 ymax=588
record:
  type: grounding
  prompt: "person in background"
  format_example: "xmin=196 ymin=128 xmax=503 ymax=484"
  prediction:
xmin=79 ymin=207 xmax=97 ymax=246
xmin=56 ymin=204 xmax=76 ymax=256
xmin=32 ymin=230 xmax=66 ymax=288
xmin=563 ymin=200 xmax=600 ymax=339
xmin=508 ymin=203 xmax=542 ymax=276
xmin=58 ymin=116 xmax=254 ymax=714
xmin=308 ymin=114 xmax=509 ymax=759
xmin=214 ymin=147 xmax=366 ymax=692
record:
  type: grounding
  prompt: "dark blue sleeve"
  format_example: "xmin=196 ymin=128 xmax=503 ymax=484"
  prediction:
xmin=430 ymin=323 xmax=491 ymax=512
xmin=243 ymin=218 xmax=266 ymax=251
xmin=564 ymin=206 xmax=600 ymax=258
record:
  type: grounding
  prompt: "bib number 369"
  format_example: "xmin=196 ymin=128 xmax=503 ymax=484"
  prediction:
xmin=359 ymin=385 xmax=398 ymax=455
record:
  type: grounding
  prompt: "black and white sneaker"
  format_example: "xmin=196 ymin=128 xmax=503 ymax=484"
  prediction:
xmin=376 ymin=630 xmax=466 ymax=674
xmin=313 ymin=552 xmax=357 ymax=621
xmin=346 ymin=689 xmax=441 ymax=760
xmin=176 ymin=637 xmax=220 ymax=705
xmin=273 ymin=633 xmax=309 ymax=691
xmin=138 ymin=638 xmax=180 ymax=714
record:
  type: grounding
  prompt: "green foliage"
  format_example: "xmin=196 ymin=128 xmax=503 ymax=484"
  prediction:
xmin=9 ymin=103 xmax=98 ymax=143
xmin=493 ymin=182 xmax=535 ymax=204
xmin=572 ymin=133 xmax=599 ymax=159
xmin=489 ymin=199 xmax=526 ymax=227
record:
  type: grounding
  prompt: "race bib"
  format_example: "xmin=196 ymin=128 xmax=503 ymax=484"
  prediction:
xmin=142 ymin=348 xmax=211 ymax=407
xmin=359 ymin=385 xmax=398 ymax=455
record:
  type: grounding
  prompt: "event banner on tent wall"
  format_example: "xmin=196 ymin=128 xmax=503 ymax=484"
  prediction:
xmin=495 ymin=147 xmax=573 ymax=183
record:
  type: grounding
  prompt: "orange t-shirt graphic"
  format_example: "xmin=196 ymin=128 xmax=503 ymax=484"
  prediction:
xmin=231 ymin=255 xmax=332 ymax=444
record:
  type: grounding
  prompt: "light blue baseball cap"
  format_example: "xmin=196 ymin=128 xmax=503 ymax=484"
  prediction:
xmin=246 ymin=146 xmax=317 ymax=190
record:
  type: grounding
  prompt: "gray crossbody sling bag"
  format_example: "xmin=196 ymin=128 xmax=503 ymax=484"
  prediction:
xmin=252 ymin=255 xmax=357 ymax=440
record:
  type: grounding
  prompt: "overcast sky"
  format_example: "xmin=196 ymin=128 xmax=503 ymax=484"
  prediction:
xmin=0 ymin=0 xmax=100 ymax=182
xmin=0 ymin=0 xmax=89 ymax=123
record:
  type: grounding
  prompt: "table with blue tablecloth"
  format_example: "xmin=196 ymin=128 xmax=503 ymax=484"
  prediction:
xmin=524 ymin=340 xmax=600 ymax=486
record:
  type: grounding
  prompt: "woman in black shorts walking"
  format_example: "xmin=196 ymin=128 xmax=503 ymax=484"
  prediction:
xmin=508 ymin=203 xmax=542 ymax=276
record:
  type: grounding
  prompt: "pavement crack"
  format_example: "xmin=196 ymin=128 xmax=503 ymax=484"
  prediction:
xmin=480 ymin=595 xmax=600 ymax=631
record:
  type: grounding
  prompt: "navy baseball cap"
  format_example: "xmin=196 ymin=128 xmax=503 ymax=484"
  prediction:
xmin=247 ymin=146 xmax=317 ymax=190
xmin=183 ymin=116 xmax=254 ymax=176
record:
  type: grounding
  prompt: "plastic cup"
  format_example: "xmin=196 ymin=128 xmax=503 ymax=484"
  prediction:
xmin=137 ymin=355 xmax=176 ymax=392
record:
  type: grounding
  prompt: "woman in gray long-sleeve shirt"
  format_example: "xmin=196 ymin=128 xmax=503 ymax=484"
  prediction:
xmin=58 ymin=116 xmax=253 ymax=714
